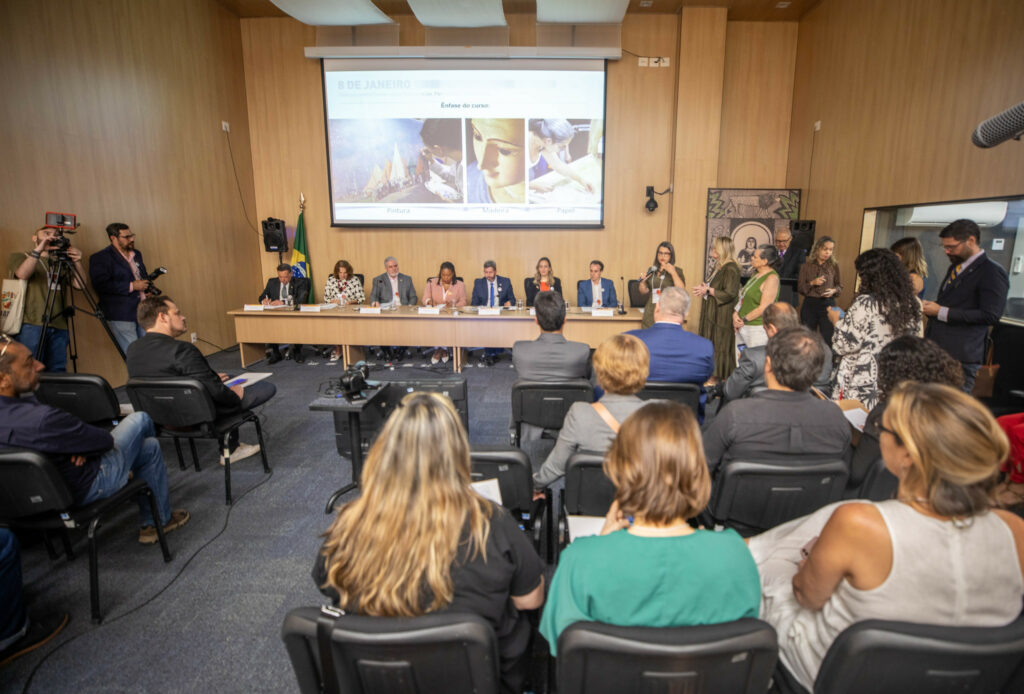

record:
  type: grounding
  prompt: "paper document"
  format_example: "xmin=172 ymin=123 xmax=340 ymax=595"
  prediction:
xmin=418 ymin=306 xmax=441 ymax=315
xmin=360 ymin=307 xmax=382 ymax=314
xmin=842 ymin=407 xmax=868 ymax=432
xmin=299 ymin=304 xmax=337 ymax=312
xmin=470 ymin=478 xmax=503 ymax=506
xmin=478 ymin=307 xmax=501 ymax=316
xmin=592 ymin=308 xmax=614 ymax=317
xmin=567 ymin=516 xmax=605 ymax=542
xmin=224 ymin=372 xmax=272 ymax=389
xmin=262 ymin=303 xmax=293 ymax=310
xmin=243 ymin=304 xmax=264 ymax=311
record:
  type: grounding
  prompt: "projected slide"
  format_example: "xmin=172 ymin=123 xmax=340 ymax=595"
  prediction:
xmin=322 ymin=59 xmax=606 ymax=227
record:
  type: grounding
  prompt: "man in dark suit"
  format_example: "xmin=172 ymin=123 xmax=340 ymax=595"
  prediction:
xmin=626 ymin=286 xmax=713 ymax=419
xmin=775 ymin=228 xmax=806 ymax=307
xmin=702 ymin=326 xmax=851 ymax=476
xmin=88 ymin=222 xmax=150 ymax=351
xmin=472 ymin=259 xmax=517 ymax=364
xmin=721 ymin=302 xmax=831 ymax=403
xmin=258 ymin=263 xmax=311 ymax=363
xmin=923 ymin=219 xmax=1009 ymax=393
xmin=127 ymin=296 xmax=276 ymax=464
xmin=368 ymin=256 xmax=417 ymax=307
xmin=576 ymin=259 xmax=618 ymax=309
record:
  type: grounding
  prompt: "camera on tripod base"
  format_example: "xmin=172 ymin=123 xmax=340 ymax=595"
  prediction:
xmin=44 ymin=211 xmax=78 ymax=257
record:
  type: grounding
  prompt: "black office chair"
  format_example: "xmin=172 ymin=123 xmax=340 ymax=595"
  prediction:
xmin=35 ymin=372 xmax=122 ymax=428
xmin=281 ymin=606 xmax=501 ymax=694
xmin=627 ymin=279 xmax=645 ymax=308
xmin=510 ymin=379 xmax=594 ymax=447
xmin=126 ymin=378 xmax=270 ymax=505
xmin=558 ymin=452 xmax=615 ymax=560
xmin=636 ymin=381 xmax=702 ymax=415
xmin=470 ymin=446 xmax=549 ymax=558
xmin=557 ymin=619 xmax=778 ymax=694
xmin=0 ymin=449 xmax=172 ymax=624
xmin=704 ymin=460 xmax=848 ymax=536
xmin=806 ymin=614 xmax=1024 ymax=694
xmin=849 ymin=457 xmax=898 ymax=501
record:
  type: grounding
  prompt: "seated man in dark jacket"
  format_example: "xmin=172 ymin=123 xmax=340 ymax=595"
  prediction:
xmin=126 ymin=296 xmax=276 ymax=464
xmin=0 ymin=335 xmax=188 ymax=544
xmin=258 ymin=263 xmax=311 ymax=363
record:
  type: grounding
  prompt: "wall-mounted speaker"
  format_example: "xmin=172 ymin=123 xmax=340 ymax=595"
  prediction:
xmin=790 ymin=219 xmax=816 ymax=254
xmin=262 ymin=218 xmax=288 ymax=253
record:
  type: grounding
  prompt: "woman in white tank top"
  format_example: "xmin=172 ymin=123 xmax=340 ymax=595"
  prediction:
xmin=749 ymin=382 xmax=1024 ymax=691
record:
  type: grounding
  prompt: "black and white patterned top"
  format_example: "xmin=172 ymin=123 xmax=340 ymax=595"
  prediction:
xmin=323 ymin=276 xmax=364 ymax=305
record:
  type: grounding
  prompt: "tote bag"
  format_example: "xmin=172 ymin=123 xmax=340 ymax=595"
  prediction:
xmin=1 ymin=276 xmax=27 ymax=334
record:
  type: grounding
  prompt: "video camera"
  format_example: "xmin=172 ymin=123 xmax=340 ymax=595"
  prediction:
xmin=43 ymin=212 xmax=78 ymax=256
xmin=338 ymin=362 xmax=370 ymax=401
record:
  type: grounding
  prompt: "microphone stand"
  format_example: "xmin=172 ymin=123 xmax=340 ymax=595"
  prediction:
xmin=618 ymin=276 xmax=627 ymax=314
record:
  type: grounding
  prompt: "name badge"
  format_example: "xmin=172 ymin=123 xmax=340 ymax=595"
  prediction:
xmin=652 ymin=288 xmax=662 ymax=304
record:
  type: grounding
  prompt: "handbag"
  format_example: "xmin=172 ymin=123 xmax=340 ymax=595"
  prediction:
xmin=1 ymin=275 xmax=27 ymax=334
xmin=971 ymin=337 xmax=999 ymax=399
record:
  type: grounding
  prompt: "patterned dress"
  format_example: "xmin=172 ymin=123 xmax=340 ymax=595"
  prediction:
xmin=323 ymin=276 xmax=365 ymax=305
xmin=830 ymin=295 xmax=921 ymax=409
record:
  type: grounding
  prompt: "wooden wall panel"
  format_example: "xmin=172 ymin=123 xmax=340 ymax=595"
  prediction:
xmin=718 ymin=21 xmax=797 ymax=188
xmin=241 ymin=14 xmax=679 ymax=310
xmin=787 ymin=0 xmax=1024 ymax=306
xmin=0 ymin=0 xmax=260 ymax=385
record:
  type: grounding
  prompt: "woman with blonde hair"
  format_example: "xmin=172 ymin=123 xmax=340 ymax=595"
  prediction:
xmin=890 ymin=236 xmax=928 ymax=298
xmin=694 ymin=236 xmax=742 ymax=383
xmin=314 ymin=392 xmax=545 ymax=693
xmin=751 ymin=382 xmax=1024 ymax=692
xmin=539 ymin=400 xmax=761 ymax=652
xmin=524 ymin=256 xmax=563 ymax=306
xmin=798 ymin=235 xmax=841 ymax=344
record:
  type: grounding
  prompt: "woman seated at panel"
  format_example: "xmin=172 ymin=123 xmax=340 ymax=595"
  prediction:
xmin=749 ymin=382 xmax=1024 ymax=693
xmin=524 ymin=256 xmax=562 ymax=307
xmin=533 ymin=334 xmax=650 ymax=490
xmin=314 ymin=392 xmax=545 ymax=694
xmin=422 ymin=261 xmax=467 ymax=364
xmin=322 ymin=259 xmax=365 ymax=361
xmin=539 ymin=400 xmax=761 ymax=652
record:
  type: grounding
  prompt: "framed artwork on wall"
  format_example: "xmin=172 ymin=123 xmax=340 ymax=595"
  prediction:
xmin=705 ymin=188 xmax=801 ymax=280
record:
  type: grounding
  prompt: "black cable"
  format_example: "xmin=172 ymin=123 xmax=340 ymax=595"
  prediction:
xmin=195 ymin=336 xmax=235 ymax=353
xmin=222 ymin=130 xmax=262 ymax=238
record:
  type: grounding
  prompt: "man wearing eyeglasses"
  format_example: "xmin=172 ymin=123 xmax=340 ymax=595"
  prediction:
xmin=89 ymin=222 xmax=150 ymax=351
xmin=922 ymin=219 xmax=1009 ymax=393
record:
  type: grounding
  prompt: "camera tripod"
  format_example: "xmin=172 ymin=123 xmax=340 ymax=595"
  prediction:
xmin=35 ymin=250 xmax=125 ymax=370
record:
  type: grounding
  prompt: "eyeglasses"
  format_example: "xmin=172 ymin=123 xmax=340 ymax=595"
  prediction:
xmin=878 ymin=422 xmax=902 ymax=444
xmin=119 ymin=233 xmax=136 ymax=239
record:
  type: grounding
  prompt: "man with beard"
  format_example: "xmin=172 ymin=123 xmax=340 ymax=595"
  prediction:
xmin=922 ymin=219 xmax=1009 ymax=393
xmin=89 ymin=222 xmax=150 ymax=351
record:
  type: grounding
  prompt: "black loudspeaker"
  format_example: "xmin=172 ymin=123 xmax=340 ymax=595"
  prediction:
xmin=790 ymin=219 xmax=816 ymax=254
xmin=262 ymin=218 xmax=288 ymax=253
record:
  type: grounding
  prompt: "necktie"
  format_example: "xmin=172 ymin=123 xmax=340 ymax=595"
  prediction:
xmin=950 ymin=263 xmax=962 ymax=282
xmin=489 ymin=282 xmax=495 ymax=307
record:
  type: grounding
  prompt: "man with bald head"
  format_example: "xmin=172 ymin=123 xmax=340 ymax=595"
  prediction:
xmin=775 ymin=229 xmax=806 ymax=306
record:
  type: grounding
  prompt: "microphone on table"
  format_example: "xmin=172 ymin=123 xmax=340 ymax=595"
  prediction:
xmin=618 ymin=276 xmax=627 ymax=314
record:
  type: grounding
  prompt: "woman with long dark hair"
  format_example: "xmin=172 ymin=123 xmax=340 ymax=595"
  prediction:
xmin=637 ymin=241 xmax=685 ymax=328
xmin=827 ymin=248 xmax=921 ymax=408
xmin=798 ymin=236 xmax=841 ymax=345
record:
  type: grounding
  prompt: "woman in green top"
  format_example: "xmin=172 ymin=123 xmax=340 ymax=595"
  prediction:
xmin=539 ymin=401 xmax=761 ymax=654
xmin=733 ymin=244 xmax=780 ymax=351
xmin=694 ymin=236 xmax=742 ymax=383
xmin=637 ymin=241 xmax=685 ymax=328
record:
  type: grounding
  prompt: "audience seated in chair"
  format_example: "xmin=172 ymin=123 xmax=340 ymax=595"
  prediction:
xmin=747 ymin=382 xmax=1024 ymax=692
xmin=313 ymin=392 xmax=545 ymax=694
xmin=721 ymin=302 xmax=831 ymax=404
xmin=626 ymin=286 xmax=713 ymax=420
xmin=533 ymin=334 xmax=648 ymax=490
xmin=0 ymin=528 xmax=69 ymax=667
xmin=702 ymin=327 xmax=850 ymax=477
xmin=540 ymin=401 xmax=760 ymax=652
xmin=127 ymin=296 xmax=277 ymax=465
xmin=0 ymin=334 xmax=189 ymax=545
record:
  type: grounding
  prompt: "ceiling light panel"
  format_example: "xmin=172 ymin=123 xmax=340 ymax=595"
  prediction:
xmin=405 ymin=0 xmax=507 ymax=27
xmin=537 ymin=0 xmax=630 ymax=24
xmin=269 ymin=0 xmax=393 ymax=25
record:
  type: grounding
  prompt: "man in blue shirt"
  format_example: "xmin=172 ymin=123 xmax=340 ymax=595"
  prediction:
xmin=0 ymin=335 xmax=188 ymax=544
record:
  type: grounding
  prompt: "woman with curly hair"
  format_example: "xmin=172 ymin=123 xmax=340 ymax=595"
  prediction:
xmin=827 ymin=248 xmax=921 ymax=409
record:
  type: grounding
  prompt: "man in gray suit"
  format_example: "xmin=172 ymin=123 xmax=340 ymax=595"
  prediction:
xmin=721 ymin=302 xmax=831 ymax=403
xmin=512 ymin=291 xmax=590 ymax=381
xmin=369 ymin=256 xmax=417 ymax=307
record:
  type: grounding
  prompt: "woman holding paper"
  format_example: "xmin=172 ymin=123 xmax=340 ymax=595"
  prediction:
xmin=314 ymin=392 xmax=545 ymax=693
xmin=422 ymin=262 xmax=467 ymax=364
xmin=539 ymin=399 xmax=760 ymax=652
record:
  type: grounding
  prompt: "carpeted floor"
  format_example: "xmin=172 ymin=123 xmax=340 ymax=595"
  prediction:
xmin=2 ymin=347 xmax=524 ymax=693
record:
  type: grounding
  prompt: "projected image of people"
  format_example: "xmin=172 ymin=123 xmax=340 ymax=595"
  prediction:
xmin=328 ymin=118 xmax=464 ymax=204
xmin=465 ymin=118 xmax=526 ymax=204
xmin=527 ymin=118 xmax=601 ymax=204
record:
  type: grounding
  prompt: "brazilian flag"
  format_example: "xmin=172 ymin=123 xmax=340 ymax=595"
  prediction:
xmin=290 ymin=211 xmax=314 ymax=302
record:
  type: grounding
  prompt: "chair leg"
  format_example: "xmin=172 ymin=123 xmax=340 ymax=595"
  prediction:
xmin=252 ymin=416 xmax=271 ymax=474
xmin=189 ymin=439 xmax=200 ymax=472
xmin=60 ymin=527 xmax=75 ymax=561
xmin=87 ymin=517 xmax=102 ymax=624
xmin=173 ymin=437 xmax=186 ymax=471
xmin=42 ymin=530 xmax=59 ymax=560
xmin=221 ymin=435 xmax=232 ymax=505
xmin=143 ymin=487 xmax=172 ymax=563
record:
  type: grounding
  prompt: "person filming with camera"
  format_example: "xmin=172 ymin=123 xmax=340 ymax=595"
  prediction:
xmin=8 ymin=226 xmax=86 ymax=372
xmin=89 ymin=222 xmax=153 ymax=352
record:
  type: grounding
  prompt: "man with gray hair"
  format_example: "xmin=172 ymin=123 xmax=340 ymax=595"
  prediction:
xmin=702 ymin=326 xmax=850 ymax=475
xmin=369 ymin=256 xmax=417 ymax=307
xmin=626 ymin=285 xmax=714 ymax=419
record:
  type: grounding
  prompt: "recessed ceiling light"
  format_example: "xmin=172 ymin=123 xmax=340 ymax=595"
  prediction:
xmin=639 ymin=0 xmax=654 ymax=7
xmin=776 ymin=1 xmax=791 ymax=7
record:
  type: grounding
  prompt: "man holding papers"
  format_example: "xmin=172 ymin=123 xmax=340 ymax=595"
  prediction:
xmin=127 ymin=296 xmax=276 ymax=464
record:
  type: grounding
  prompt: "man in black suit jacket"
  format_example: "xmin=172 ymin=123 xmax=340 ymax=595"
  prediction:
xmin=923 ymin=219 xmax=1009 ymax=393
xmin=774 ymin=229 xmax=805 ymax=306
xmin=258 ymin=263 xmax=311 ymax=363
xmin=127 ymin=296 xmax=276 ymax=463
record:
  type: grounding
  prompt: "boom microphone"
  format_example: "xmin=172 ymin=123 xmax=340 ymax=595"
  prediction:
xmin=971 ymin=101 xmax=1024 ymax=148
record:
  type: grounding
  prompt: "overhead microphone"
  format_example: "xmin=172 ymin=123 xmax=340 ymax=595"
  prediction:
xmin=971 ymin=101 xmax=1024 ymax=148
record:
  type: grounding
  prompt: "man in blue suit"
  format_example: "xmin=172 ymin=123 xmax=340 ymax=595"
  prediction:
xmin=577 ymin=259 xmax=618 ymax=309
xmin=626 ymin=286 xmax=714 ymax=420
xmin=471 ymin=259 xmax=516 ymax=365
xmin=89 ymin=222 xmax=151 ymax=352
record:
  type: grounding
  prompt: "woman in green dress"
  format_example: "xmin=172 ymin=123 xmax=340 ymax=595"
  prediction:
xmin=694 ymin=236 xmax=742 ymax=383
xmin=732 ymin=244 xmax=780 ymax=351
xmin=637 ymin=241 xmax=686 ymax=328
